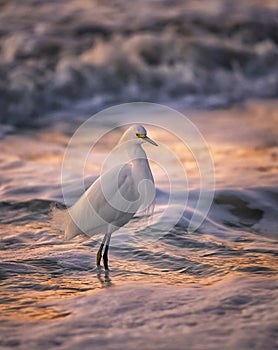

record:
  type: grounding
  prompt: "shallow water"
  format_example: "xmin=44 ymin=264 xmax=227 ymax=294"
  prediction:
xmin=0 ymin=100 xmax=277 ymax=349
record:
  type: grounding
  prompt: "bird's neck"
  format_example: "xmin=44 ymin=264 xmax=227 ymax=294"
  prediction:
xmin=128 ymin=144 xmax=154 ymax=185
xmin=127 ymin=144 xmax=147 ymax=160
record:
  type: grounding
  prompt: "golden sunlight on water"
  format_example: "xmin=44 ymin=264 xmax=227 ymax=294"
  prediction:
xmin=0 ymin=0 xmax=278 ymax=347
xmin=0 ymin=100 xmax=277 ymax=325
xmin=191 ymin=101 xmax=278 ymax=189
xmin=1 ymin=249 xmax=276 ymax=322
xmin=1 ymin=221 xmax=277 ymax=322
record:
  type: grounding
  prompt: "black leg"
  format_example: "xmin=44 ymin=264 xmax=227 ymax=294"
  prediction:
xmin=96 ymin=243 xmax=104 ymax=266
xmin=103 ymin=244 xmax=109 ymax=270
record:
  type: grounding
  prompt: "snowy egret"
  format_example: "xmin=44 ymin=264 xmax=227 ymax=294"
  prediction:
xmin=65 ymin=125 xmax=158 ymax=270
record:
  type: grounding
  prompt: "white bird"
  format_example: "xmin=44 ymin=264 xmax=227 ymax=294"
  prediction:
xmin=65 ymin=125 xmax=158 ymax=270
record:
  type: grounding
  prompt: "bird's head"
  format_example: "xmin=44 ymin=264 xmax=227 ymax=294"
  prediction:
xmin=120 ymin=125 xmax=158 ymax=146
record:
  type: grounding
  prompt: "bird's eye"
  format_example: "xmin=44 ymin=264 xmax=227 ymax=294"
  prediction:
xmin=136 ymin=133 xmax=145 ymax=138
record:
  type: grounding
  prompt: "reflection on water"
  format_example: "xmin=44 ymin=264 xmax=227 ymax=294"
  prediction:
xmin=97 ymin=269 xmax=113 ymax=288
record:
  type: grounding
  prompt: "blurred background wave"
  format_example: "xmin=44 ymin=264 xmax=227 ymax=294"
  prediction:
xmin=0 ymin=0 xmax=277 ymax=126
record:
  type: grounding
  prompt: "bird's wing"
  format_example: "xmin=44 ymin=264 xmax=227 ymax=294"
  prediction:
xmin=66 ymin=164 xmax=138 ymax=237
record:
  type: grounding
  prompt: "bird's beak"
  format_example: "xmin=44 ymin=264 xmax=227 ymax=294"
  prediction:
xmin=144 ymin=136 xmax=158 ymax=146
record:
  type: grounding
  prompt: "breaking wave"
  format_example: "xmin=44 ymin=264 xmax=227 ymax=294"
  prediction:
xmin=0 ymin=0 xmax=277 ymax=126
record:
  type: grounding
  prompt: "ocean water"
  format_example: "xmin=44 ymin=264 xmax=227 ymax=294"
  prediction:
xmin=0 ymin=100 xmax=277 ymax=349
xmin=1 ymin=0 xmax=278 ymax=348
xmin=0 ymin=0 xmax=278 ymax=125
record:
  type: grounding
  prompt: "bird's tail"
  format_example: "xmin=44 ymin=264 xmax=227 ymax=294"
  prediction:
xmin=64 ymin=217 xmax=81 ymax=240
xmin=50 ymin=203 xmax=79 ymax=240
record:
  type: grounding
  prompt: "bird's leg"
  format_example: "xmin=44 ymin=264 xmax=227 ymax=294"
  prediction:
xmin=103 ymin=233 xmax=111 ymax=271
xmin=96 ymin=243 xmax=104 ymax=266
xmin=96 ymin=234 xmax=107 ymax=267
xmin=103 ymin=244 xmax=109 ymax=270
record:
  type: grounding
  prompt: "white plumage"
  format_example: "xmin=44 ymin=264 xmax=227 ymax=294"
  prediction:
xmin=65 ymin=124 xmax=158 ymax=270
